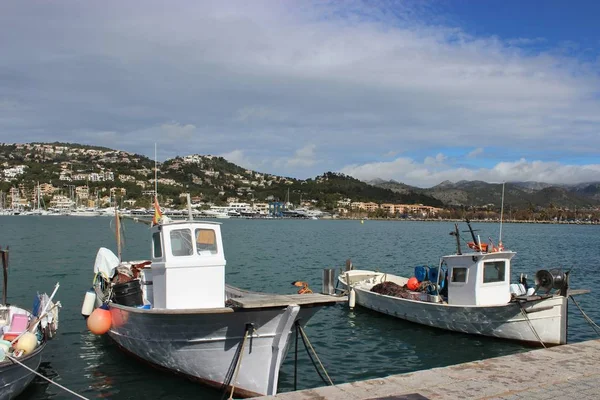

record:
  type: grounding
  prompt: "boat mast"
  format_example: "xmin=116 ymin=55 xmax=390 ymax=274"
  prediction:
xmin=154 ymin=143 xmax=158 ymax=204
xmin=451 ymin=223 xmax=462 ymax=255
xmin=187 ymin=193 xmax=193 ymax=221
xmin=499 ymin=182 xmax=505 ymax=246
xmin=115 ymin=203 xmax=122 ymax=262
xmin=1 ymin=246 xmax=8 ymax=304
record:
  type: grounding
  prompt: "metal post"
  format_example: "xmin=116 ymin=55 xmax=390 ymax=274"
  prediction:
xmin=187 ymin=193 xmax=193 ymax=221
xmin=322 ymin=269 xmax=334 ymax=295
xmin=1 ymin=246 xmax=8 ymax=305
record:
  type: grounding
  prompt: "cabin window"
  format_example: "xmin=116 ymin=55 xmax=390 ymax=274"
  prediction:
xmin=451 ymin=267 xmax=467 ymax=283
xmin=152 ymin=232 xmax=162 ymax=258
xmin=170 ymin=229 xmax=193 ymax=257
xmin=195 ymin=229 xmax=218 ymax=254
xmin=483 ymin=261 xmax=506 ymax=283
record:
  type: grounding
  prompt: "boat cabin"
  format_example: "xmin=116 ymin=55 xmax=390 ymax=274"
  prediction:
xmin=148 ymin=220 xmax=226 ymax=309
xmin=443 ymin=251 xmax=516 ymax=306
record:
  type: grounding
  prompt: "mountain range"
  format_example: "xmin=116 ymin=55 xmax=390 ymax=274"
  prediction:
xmin=367 ymin=179 xmax=600 ymax=209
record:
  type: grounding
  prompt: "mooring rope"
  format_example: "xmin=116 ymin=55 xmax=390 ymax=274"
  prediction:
xmin=569 ymin=295 xmax=600 ymax=336
xmin=227 ymin=324 xmax=252 ymax=400
xmin=297 ymin=324 xmax=333 ymax=386
xmin=6 ymin=355 xmax=89 ymax=399
xmin=518 ymin=303 xmax=546 ymax=348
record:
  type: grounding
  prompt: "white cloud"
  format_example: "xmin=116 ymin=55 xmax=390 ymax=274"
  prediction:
xmin=424 ymin=153 xmax=447 ymax=165
xmin=219 ymin=149 xmax=254 ymax=170
xmin=160 ymin=122 xmax=196 ymax=140
xmin=286 ymin=144 xmax=318 ymax=168
xmin=506 ymin=37 xmax=546 ymax=46
xmin=234 ymin=106 xmax=289 ymax=123
xmin=272 ymin=144 xmax=319 ymax=169
xmin=340 ymin=156 xmax=600 ymax=188
xmin=468 ymin=148 xmax=484 ymax=158
xmin=0 ymin=1 xmax=598 ymax=182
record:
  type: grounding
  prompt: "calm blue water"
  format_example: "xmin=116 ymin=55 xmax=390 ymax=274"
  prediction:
xmin=1 ymin=217 xmax=599 ymax=399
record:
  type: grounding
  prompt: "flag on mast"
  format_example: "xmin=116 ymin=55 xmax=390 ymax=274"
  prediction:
xmin=152 ymin=196 xmax=163 ymax=225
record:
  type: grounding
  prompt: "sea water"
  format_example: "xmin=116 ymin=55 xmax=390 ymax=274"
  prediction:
xmin=1 ymin=216 xmax=599 ymax=399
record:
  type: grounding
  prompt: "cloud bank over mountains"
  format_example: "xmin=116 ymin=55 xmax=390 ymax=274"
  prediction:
xmin=340 ymin=156 xmax=600 ymax=188
xmin=0 ymin=0 xmax=598 ymax=186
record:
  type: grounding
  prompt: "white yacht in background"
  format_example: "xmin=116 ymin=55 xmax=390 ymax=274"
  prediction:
xmin=203 ymin=206 xmax=231 ymax=219
xmin=98 ymin=207 xmax=116 ymax=217
xmin=70 ymin=207 xmax=101 ymax=217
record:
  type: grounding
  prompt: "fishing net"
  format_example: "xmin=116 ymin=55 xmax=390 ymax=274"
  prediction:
xmin=371 ymin=281 xmax=431 ymax=299
xmin=371 ymin=281 xmax=414 ymax=298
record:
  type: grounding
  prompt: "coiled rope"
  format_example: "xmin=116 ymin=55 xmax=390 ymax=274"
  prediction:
xmin=6 ymin=355 xmax=89 ymax=399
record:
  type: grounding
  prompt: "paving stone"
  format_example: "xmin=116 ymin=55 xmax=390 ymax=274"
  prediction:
xmin=254 ymin=339 xmax=600 ymax=400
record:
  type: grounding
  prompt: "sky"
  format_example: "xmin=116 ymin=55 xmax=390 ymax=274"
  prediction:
xmin=0 ymin=0 xmax=599 ymax=187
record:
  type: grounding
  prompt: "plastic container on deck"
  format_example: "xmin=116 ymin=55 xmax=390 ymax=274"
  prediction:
xmin=414 ymin=265 xmax=429 ymax=282
xmin=509 ymin=283 xmax=526 ymax=296
xmin=8 ymin=314 xmax=28 ymax=334
xmin=113 ymin=280 xmax=144 ymax=307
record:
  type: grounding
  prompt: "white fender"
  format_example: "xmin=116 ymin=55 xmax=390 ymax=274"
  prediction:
xmin=81 ymin=289 xmax=97 ymax=317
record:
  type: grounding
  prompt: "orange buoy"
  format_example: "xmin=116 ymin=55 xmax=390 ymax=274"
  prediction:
xmin=87 ymin=304 xmax=112 ymax=335
xmin=407 ymin=277 xmax=419 ymax=291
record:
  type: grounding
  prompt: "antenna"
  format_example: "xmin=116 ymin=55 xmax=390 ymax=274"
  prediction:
xmin=499 ymin=182 xmax=505 ymax=245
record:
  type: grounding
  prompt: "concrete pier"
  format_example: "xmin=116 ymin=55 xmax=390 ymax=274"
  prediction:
xmin=254 ymin=339 xmax=600 ymax=400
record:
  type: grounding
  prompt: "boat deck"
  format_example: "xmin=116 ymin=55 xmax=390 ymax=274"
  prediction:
xmin=229 ymin=293 xmax=347 ymax=309
xmin=251 ymin=338 xmax=600 ymax=400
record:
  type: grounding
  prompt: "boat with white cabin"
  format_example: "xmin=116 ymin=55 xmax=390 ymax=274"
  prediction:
xmin=87 ymin=212 xmax=340 ymax=397
xmin=339 ymin=221 xmax=588 ymax=346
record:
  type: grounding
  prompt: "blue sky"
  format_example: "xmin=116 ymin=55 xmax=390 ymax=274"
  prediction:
xmin=443 ymin=1 xmax=599 ymax=54
xmin=0 ymin=0 xmax=598 ymax=187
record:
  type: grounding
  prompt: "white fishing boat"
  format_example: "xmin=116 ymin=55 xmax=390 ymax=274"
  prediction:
xmin=86 ymin=209 xmax=340 ymax=397
xmin=339 ymin=221 xmax=588 ymax=346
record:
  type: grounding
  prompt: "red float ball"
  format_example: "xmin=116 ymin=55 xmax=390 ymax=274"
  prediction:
xmin=407 ymin=277 xmax=419 ymax=291
xmin=87 ymin=304 xmax=112 ymax=335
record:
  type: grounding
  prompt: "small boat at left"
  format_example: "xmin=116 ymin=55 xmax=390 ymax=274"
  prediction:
xmin=0 ymin=246 xmax=60 ymax=400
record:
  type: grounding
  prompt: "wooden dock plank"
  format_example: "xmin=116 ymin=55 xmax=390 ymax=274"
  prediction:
xmin=568 ymin=288 xmax=591 ymax=296
xmin=229 ymin=293 xmax=347 ymax=309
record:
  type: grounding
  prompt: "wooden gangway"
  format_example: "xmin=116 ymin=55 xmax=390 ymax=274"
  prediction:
xmin=227 ymin=285 xmax=347 ymax=309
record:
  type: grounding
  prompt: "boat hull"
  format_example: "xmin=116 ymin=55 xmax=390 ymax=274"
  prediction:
xmin=0 ymin=342 xmax=45 ymax=400
xmin=340 ymin=272 xmax=567 ymax=346
xmin=354 ymin=287 xmax=567 ymax=345
xmin=97 ymin=298 xmax=318 ymax=397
